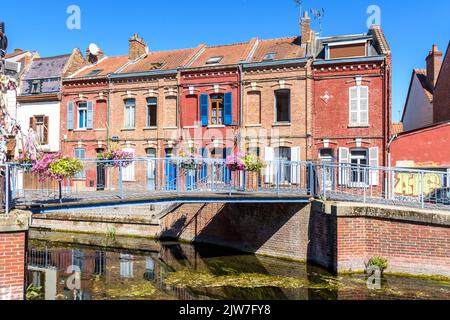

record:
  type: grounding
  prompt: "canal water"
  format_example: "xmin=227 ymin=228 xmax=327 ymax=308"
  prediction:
xmin=26 ymin=237 xmax=450 ymax=300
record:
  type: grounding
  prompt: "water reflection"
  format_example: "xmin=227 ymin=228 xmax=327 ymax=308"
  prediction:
xmin=24 ymin=240 xmax=450 ymax=301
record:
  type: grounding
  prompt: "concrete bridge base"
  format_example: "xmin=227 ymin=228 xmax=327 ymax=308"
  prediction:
xmin=29 ymin=201 xmax=450 ymax=278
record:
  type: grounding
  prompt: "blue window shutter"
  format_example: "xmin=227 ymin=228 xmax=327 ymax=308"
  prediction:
xmin=87 ymin=101 xmax=94 ymax=129
xmin=67 ymin=101 xmax=74 ymax=130
xmin=200 ymin=94 xmax=209 ymax=127
xmin=224 ymin=92 xmax=232 ymax=125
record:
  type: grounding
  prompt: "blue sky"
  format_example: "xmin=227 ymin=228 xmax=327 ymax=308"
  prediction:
xmin=1 ymin=0 xmax=449 ymax=121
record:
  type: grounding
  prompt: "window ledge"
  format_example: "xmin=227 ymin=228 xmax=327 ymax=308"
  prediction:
xmin=183 ymin=126 xmax=199 ymax=129
xmin=208 ymin=125 xmax=226 ymax=129
xmin=272 ymin=122 xmax=291 ymax=127
xmin=73 ymin=129 xmax=89 ymax=132
xmin=348 ymin=124 xmax=370 ymax=128
xmin=143 ymin=127 xmax=158 ymax=131
xmin=245 ymin=124 xmax=262 ymax=128
xmin=121 ymin=128 xmax=136 ymax=131
xmin=163 ymin=127 xmax=178 ymax=130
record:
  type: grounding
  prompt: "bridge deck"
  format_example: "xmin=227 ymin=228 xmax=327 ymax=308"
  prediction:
xmin=15 ymin=190 xmax=312 ymax=213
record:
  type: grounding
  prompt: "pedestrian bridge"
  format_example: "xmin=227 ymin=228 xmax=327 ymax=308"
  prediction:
xmin=3 ymin=158 xmax=450 ymax=213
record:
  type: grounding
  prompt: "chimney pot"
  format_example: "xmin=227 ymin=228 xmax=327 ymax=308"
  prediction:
xmin=426 ymin=44 xmax=443 ymax=88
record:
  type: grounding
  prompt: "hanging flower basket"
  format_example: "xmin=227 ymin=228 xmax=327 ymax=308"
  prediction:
xmin=14 ymin=153 xmax=36 ymax=171
xmin=32 ymin=153 xmax=84 ymax=182
xmin=171 ymin=149 xmax=203 ymax=171
xmin=97 ymin=149 xmax=133 ymax=168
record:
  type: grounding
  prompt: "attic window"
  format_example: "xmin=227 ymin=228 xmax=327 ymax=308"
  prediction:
xmin=31 ymin=80 xmax=41 ymax=94
xmin=206 ymin=56 xmax=223 ymax=65
xmin=263 ymin=53 xmax=277 ymax=61
xmin=86 ymin=69 xmax=103 ymax=77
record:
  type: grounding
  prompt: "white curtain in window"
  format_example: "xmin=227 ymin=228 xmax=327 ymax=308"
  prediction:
xmin=121 ymin=148 xmax=135 ymax=182
xmin=264 ymin=147 xmax=274 ymax=184
xmin=291 ymin=147 xmax=301 ymax=185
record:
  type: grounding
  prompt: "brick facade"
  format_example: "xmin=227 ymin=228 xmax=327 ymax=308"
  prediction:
xmin=0 ymin=232 xmax=26 ymax=300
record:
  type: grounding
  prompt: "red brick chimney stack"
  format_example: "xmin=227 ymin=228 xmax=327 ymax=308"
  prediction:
xmin=129 ymin=33 xmax=147 ymax=61
xmin=426 ymin=44 xmax=443 ymax=88
xmin=301 ymin=11 xmax=312 ymax=44
xmin=86 ymin=47 xmax=105 ymax=65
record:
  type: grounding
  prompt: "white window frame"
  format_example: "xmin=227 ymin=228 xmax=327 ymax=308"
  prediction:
xmin=349 ymin=85 xmax=369 ymax=127
xmin=78 ymin=102 xmax=88 ymax=129
xmin=124 ymin=99 xmax=136 ymax=128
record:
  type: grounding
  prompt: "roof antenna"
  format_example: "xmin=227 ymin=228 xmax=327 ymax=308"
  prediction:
xmin=310 ymin=8 xmax=325 ymax=35
xmin=293 ymin=0 xmax=303 ymax=20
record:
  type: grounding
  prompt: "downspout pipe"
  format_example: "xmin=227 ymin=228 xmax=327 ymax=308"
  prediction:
xmin=238 ymin=63 xmax=244 ymax=151
xmin=106 ymin=74 xmax=112 ymax=150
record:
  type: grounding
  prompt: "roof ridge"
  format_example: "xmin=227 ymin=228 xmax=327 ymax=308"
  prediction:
xmin=205 ymin=41 xmax=251 ymax=49
xmin=33 ymin=53 xmax=72 ymax=61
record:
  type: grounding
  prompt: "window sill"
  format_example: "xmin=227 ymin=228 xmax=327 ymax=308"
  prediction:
xmin=163 ymin=127 xmax=178 ymax=130
xmin=183 ymin=126 xmax=199 ymax=129
xmin=272 ymin=122 xmax=291 ymax=127
xmin=245 ymin=124 xmax=262 ymax=128
xmin=143 ymin=127 xmax=158 ymax=131
xmin=73 ymin=129 xmax=89 ymax=132
xmin=121 ymin=128 xmax=136 ymax=131
xmin=207 ymin=125 xmax=226 ymax=129
xmin=348 ymin=124 xmax=370 ymax=128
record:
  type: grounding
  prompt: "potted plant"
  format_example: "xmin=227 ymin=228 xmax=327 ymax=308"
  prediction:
xmin=32 ymin=153 xmax=84 ymax=202
xmin=97 ymin=149 xmax=133 ymax=168
xmin=226 ymin=152 xmax=247 ymax=172
xmin=173 ymin=148 xmax=203 ymax=171
xmin=243 ymin=154 xmax=266 ymax=190
xmin=365 ymin=256 xmax=388 ymax=276
xmin=14 ymin=152 xmax=37 ymax=171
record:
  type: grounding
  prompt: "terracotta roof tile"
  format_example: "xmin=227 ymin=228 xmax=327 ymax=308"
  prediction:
xmin=5 ymin=50 xmax=27 ymax=59
xmin=120 ymin=47 xmax=199 ymax=74
xmin=250 ymin=36 xmax=305 ymax=62
xmin=189 ymin=41 xmax=253 ymax=68
xmin=414 ymin=69 xmax=433 ymax=102
xmin=73 ymin=55 xmax=128 ymax=78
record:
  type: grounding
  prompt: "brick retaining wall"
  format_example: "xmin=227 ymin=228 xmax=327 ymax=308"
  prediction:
xmin=0 ymin=232 xmax=26 ymax=300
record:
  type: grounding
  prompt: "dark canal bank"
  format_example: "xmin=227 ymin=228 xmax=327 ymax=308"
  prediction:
xmin=25 ymin=232 xmax=450 ymax=300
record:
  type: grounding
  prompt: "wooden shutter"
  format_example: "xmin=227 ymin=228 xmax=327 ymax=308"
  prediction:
xmin=290 ymin=147 xmax=301 ymax=184
xmin=349 ymin=87 xmax=358 ymax=126
xmin=224 ymin=92 xmax=233 ymax=125
xmin=87 ymin=101 xmax=94 ymax=129
xmin=43 ymin=116 xmax=49 ymax=145
xmin=369 ymin=147 xmax=379 ymax=186
xmin=200 ymin=94 xmax=209 ymax=127
xmin=29 ymin=117 xmax=36 ymax=130
xmin=67 ymin=101 xmax=74 ymax=130
xmin=338 ymin=147 xmax=350 ymax=185
xmin=264 ymin=147 xmax=275 ymax=184
xmin=122 ymin=148 xmax=135 ymax=182
xmin=359 ymin=86 xmax=369 ymax=125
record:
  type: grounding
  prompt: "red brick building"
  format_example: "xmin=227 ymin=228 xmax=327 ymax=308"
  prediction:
xmin=312 ymin=25 xmax=392 ymax=187
xmin=179 ymin=40 xmax=257 ymax=159
xmin=61 ymin=51 xmax=128 ymax=190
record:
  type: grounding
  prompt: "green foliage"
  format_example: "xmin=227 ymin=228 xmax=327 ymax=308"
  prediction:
xmin=26 ymin=284 xmax=44 ymax=300
xmin=368 ymin=257 xmax=388 ymax=270
xmin=49 ymin=157 xmax=84 ymax=179
xmin=243 ymin=154 xmax=266 ymax=173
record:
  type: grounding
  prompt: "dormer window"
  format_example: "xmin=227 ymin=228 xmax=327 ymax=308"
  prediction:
xmin=263 ymin=53 xmax=277 ymax=61
xmin=206 ymin=56 xmax=223 ymax=65
xmin=31 ymin=80 xmax=41 ymax=94
xmin=325 ymin=40 xmax=368 ymax=60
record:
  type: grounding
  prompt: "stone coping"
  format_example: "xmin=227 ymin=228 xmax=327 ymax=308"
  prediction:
xmin=312 ymin=200 xmax=450 ymax=227
xmin=0 ymin=210 xmax=32 ymax=232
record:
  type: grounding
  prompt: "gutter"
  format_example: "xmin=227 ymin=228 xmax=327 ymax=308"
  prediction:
xmin=107 ymin=74 xmax=112 ymax=149
xmin=243 ymin=58 xmax=308 ymax=70
xmin=110 ymin=69 xmax=177 ymax=79
xmin=313 ymin=55 xmax=385 ymax=66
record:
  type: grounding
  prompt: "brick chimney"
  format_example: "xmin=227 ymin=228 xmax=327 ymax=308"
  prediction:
xmin=86 ymin=47 xmax=105 ymax=65
xmin=426 ymin=44 xmax=443 ymax=88
xmin=301 ymin=11 xmax=312 ymax=44
xmin=129 ymin=33 xmax=147 ymax=61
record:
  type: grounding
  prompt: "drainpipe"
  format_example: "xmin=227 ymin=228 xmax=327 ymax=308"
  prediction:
xmin=238 ymin=63 xmax=244 ymax=151
xmin=106 ymin=74 xmax=112 ymax=150
xmin=387 ymin=134 xmax=397 ymax=199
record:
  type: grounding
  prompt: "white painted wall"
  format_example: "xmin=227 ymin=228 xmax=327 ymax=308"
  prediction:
xmin=16 ymin=101 xmax=60 ymax=153
xmin=403 ymin=76 xmax=433 ymax=132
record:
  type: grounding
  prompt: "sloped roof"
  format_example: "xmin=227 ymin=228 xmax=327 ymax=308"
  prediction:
xmin=250 ymin=36 xmax=305 ymax=62
xmin=120 ymin=47 xmax=199 ymax=74
xmin=414 ymin=69 xmax=433 ymax=102
xmin=72 ymin=55 xmax=129 ymax=78
xmin=189 ymin=41 xmax=254 ymax=68
xmin=23 ymin=54 xmax=71 ymax=80
xmin=5 ymin=49 xmax=27 ymax=59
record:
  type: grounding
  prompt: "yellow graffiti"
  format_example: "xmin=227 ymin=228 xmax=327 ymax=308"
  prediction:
xmin=394 ymin=173 xmax=443 ymax=197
